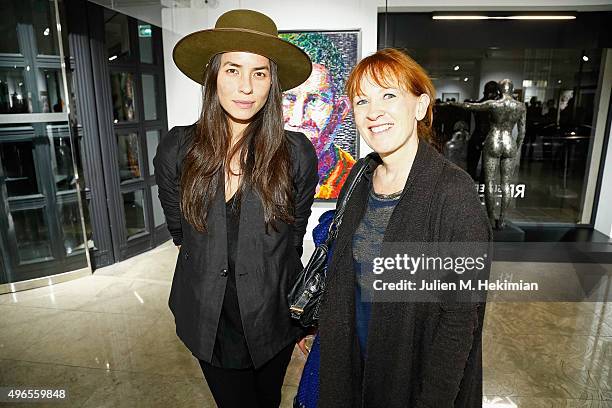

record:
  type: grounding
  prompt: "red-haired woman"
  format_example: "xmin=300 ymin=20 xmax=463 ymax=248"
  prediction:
xmin=316 ymin=48 xmax=491 ymax=407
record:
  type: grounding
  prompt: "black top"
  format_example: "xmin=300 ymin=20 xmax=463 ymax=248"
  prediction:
xmin=210 ymin=193 xmax=253 ymax=369
xmin=153 ymin=125 xmax=319 ymax=369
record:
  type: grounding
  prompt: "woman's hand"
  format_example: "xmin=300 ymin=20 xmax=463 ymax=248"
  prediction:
xmin=297 ymin=338 xmax=308 ymax=355
xmin=297 ymin=330 xmax=317 ymax=356
xmin=297 ymin=337 xmax=309 ymax=356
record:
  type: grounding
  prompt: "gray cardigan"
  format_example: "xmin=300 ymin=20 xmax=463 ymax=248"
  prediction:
xmin=318 ymin=139 xmax=492 ymax=408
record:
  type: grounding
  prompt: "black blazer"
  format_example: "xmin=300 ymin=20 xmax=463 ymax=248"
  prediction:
xmin=318 ymin=139 xmax=492 ymax=408
xmin=153 ymin=124 xmax=318 ymax=368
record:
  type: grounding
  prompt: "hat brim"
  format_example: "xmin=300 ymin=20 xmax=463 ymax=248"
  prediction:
xmin=173 ymin=29 xmax=312 ymax=91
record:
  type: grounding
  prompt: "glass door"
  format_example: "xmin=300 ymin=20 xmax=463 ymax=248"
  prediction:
xmin=102 ymin=7 xmax=168 ymax=260
xmin=0 ymin=0 xmax=89 ymax=289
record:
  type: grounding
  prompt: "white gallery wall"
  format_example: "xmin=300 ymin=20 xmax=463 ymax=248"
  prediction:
xmin=592 ymin=49 xmax=612 ymax=238
xmin=595 ymin=120 xmax=612 ymax=239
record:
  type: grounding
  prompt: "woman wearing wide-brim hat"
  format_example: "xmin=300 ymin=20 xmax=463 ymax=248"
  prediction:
xmin=153 ymin=9 xmax=318 ymax=408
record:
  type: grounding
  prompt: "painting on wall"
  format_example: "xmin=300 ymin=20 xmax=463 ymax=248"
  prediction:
xmin=280 ymin=31 xmax=360 ymax=200
xmin=442 ymin=92 xmax=460 ymax=102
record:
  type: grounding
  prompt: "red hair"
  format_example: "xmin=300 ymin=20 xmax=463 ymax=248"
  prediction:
xmin=346 ymin=48 xmax=436 ymax=145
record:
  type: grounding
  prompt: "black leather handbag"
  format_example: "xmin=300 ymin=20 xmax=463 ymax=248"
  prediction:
xmin=288 ymin=155 xmax=372 ymax=328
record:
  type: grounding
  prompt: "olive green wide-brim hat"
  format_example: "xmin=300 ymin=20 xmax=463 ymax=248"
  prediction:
xmin=173 ymin=9 xmax=312 ymax=91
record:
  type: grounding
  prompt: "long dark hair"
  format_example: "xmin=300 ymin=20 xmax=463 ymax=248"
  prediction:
xmin=180 ymin=54 xmax=294 ymax=232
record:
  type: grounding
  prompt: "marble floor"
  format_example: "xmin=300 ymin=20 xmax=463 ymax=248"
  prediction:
xmin=1 ymin=241 xmax=611 ymax=407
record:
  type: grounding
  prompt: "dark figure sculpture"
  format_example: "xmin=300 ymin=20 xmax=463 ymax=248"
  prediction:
xmin=444 ymin=121 xmax=469 ymax=170
xmin=454 ymin=79 xmax=526 ymax=229
xmin=466 ymin=81 xmax=500 ymax=181
xmin=525 ymin=96 xmax=542 ymax=159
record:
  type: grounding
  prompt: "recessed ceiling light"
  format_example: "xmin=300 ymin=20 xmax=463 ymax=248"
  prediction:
xmin=108 ymin=55 xmax=118 ymax=61
xmin=582 ymin=55 xmax=589 ymax=62
xmin=463 ymin=77 xmax=469 ymax=82
xmin=453 ymin=65 xmax=460 ymax=71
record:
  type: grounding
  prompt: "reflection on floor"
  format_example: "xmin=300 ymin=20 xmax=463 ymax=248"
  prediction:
xmin=1 ymin=241 xmax=611 ymax=407
xmin=507 ymin=159 xmax=584 ymax=224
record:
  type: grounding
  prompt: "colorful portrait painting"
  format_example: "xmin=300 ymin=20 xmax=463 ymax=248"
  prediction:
xmin=279 ymin=31 xmax=359 ymax=200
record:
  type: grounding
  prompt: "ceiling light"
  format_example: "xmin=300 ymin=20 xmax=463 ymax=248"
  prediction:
xmin=558 ymin=80 xmax=562 ymax=84
xmin=506 ymin=15 xmax=576 ymax=20
xmin=433 ymin=16 xmax=488 ymax=20
xmin=108 ymin=55 xmax=118 ymax=61
xmin=433 ymin=15 xmax=576 ymax=20
xmin=582 ymin=55 xmax=589 ymax=62
xmin=453 ymin=65 xmax=460 ymax=71
xmin=43 ymin=27 xmax=50 ymax=36
xmin=464 ymin=77 xmax=469 ymax=82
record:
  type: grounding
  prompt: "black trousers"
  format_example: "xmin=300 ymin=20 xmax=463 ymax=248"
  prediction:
xmin=198 ymin=342 xmax=294 ymax=408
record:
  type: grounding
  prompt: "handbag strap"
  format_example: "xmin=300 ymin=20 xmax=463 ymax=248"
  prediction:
xmin=324 ymin=154 xmax=374 ymax=244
